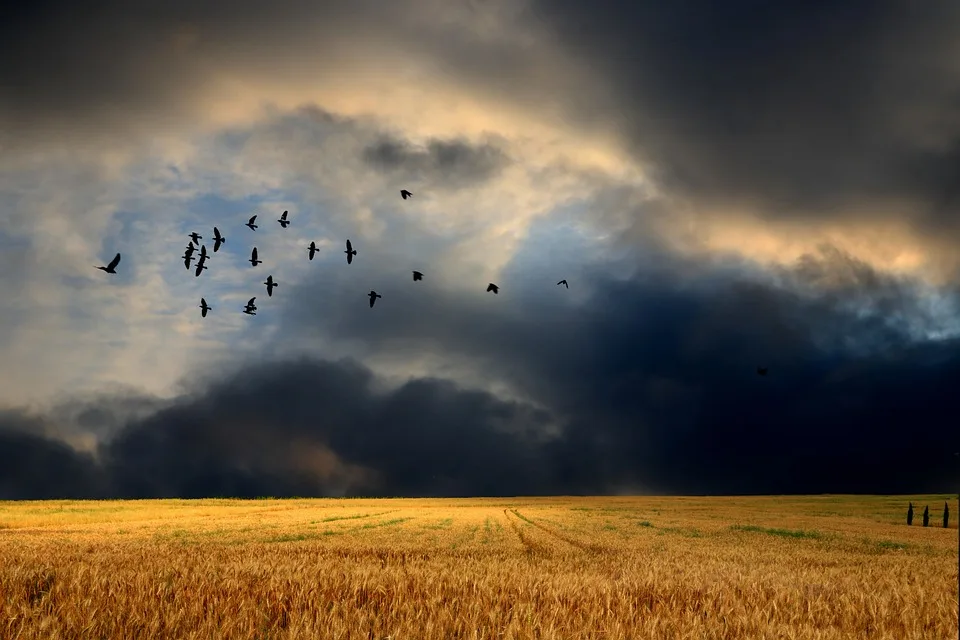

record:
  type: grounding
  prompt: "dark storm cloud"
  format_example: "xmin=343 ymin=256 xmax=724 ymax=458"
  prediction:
xmin=361 ymin=134 xmax=510 ymax=188
xmin=0 ymin=0 xmax=566 ymax=144
xmin=103 ymin=358 xmax=560 ymax=498
xmin=278 ymin=241 xmax=960 ymax=495
xmin=1 ymin=246 xmax=957 ymax=499
xmin=0 ymin=0 xmax=410 ymax=132
xmin=525 ymin=0 xmax=960 ymax=234
xmin=47 ymin=392 xmax=169 ymax=442
xmin=0 ymin=359 xmax=567 ymax=499
xmin=2 ymin=248 xmax=958 ymax=500
xmin=0 ymin=412 xmax=107 ymax=499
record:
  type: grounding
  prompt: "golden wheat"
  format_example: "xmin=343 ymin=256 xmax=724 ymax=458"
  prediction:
xmin=1 ymin=495 xmax=957 ymax=639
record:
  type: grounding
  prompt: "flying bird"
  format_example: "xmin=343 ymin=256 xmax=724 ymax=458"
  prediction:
xmin=307 ymin=241 xmax=320 ymax=261
xmin=412 ymin=270 xmax=423 ymax=281
xmin=264 ymin=275 xmax=278 ymax=297
xmin=400 ymin=190 xmax=413 ymax=200
xmin=212 ymin=227 xmax=225 ymax=252
xmin=368 ymin=290 xmax=382 ymax=308
xmin=199 ymin=244 xmax=209 ymax=260
xmin=95 ymin=253 xmax=121 ymax=274
xmin=246 ymin=215 xmax=258 ymax=231
xmin=243 ymin=297 xmax=257 ymax=315
xmin=345 ymin=239 xmax=357 ymax=265
xmin=189 ymin=232 xmax=202 ymax=246
xmin=277 ymin=210 xmax=290 ymax=228
xmin=194 ymin=255 xmax=208 ymax=277
xmin=486 ymin=283 xmax=499 ymax=294
xmin=199 ymin=298 xmax=211 ymax=318
xmin=249 ymin=247 xmax=262 ymax=267
xmin=757 ymin=367 xmax=768 ymax=376
xmin=557 ymin=279 xmax=568 ymax=288
xmin=182 ymin=253 xmax=194 ymax=270
xmin=183 ymin=243 xmax=196 ymax=256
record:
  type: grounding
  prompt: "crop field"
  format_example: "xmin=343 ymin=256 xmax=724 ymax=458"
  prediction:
xmin=1 ymin=495 xmax=957 ymax=639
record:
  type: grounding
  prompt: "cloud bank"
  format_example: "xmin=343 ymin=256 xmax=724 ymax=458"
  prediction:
xmin=3 ymin=247 xmax=958 ymax=498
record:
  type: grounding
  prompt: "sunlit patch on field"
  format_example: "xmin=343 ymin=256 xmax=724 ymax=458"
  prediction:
xmin=1 ymin=496 xmax=957 ymax=639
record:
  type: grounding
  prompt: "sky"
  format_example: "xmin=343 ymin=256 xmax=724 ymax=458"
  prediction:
xmin=1 ymin=0 xmax=959 ymax=498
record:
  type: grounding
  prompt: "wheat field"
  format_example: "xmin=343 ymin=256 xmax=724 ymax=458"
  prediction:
xmin=1 ymin=495 xmax=957 ymax=639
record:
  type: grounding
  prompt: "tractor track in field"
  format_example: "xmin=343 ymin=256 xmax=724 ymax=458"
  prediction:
xmin=507 ymin=509 xmax=605 ymax=555
xmin=502 ymin=508 xmax=552 ymax=557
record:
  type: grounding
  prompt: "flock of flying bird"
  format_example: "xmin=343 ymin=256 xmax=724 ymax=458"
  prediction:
xmin=95 ymin=189 xmax=771 ymax=375
xmin=94 ymin=188 xmax=570 ymax=313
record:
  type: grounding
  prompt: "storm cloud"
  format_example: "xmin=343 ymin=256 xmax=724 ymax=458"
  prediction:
xmin=0 ymin=0 xmax=407 ymax=131
xmin=525 ymin=0 xmax=960 ymax=236
xmin=0 ymin=358 xmax=567 ymax=499
xmin=2 ymin=243 xmax=957 ymax=499
xmin=277 ymin=237 xmax=960 ymax=495
xmin=0 ymin=413 xmax=106 ymax=500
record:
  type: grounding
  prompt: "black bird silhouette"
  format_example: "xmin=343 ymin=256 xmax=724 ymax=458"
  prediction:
xmin=368 ymin=290 xmax=382 ymax=308
xmin=95 ymin=253 xmax=121 ymax=274
xmin=184 ymin=243 xmax=196 ymax=256
xmin=757 ymin=367 xmax=768 ymax=376
xmin=400 ymin=189 xmax=413 ymax=200
xmin=345 ymin=239 xmax=357 ymax=265
xmin=249 ymin=247 xmax=262 ymax=267
xmin=182 ymin=253 xmax=194 ymax=270
xmin=194 ymin=255 xmax=208 ymax=277
xmin=277 ymin=210 xmax=290 ymax=228
xmin=246 ymin=215 xmax=258 ymax=231
xmin=486 ymin=283 xmax=499 ymax=294
xmin=307 ymin=241 xmax=320 ymax=261
xmin=412 ymin=270 xmax=423 ymax=281
xmin=199 ymin=298 xmax=211 ymax=318
xmin=199 ymin=244 xmax=209 ymax=260
xmin=264 ymin=275 xmax=278 ymax=297
xmin=557 ymin=279 xmax=568 ymax=288
xmin=243 ymin=297 xmax=257 ymax=315
xmin=189 ymin=232 xmax=202 ymax=246
xmin=213 ymin=227 xmax=225 ymax=252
